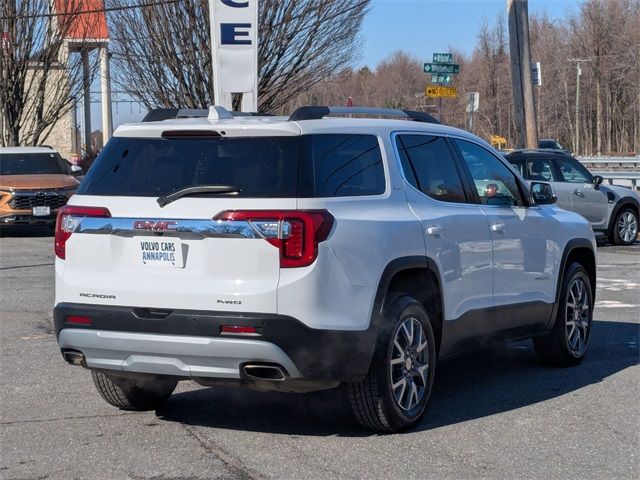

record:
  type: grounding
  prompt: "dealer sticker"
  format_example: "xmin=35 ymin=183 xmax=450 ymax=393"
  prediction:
xmin=136 ymin=238 xmax=183 ymax=267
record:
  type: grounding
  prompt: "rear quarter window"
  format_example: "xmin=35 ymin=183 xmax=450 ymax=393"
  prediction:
xmin=301 ymin=134 xmax=385 ymax=197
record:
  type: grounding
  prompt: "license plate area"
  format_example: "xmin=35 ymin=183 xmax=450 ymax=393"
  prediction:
xmin=32 ymin=206 xmax=50 ymax=216
xmin=134 ymin=237 xmax=184 ymax=268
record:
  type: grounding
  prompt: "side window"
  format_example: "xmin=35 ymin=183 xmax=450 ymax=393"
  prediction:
xmin=455 ymin=139 xmax=525 ymax=207
xmin=304 ymin=134 xmax=385 ymax=197
xmin=524 ymin=158 xmax=556 ymax=182
xmin=555 ymin=157 xmax=592 ymax=183
xmin=508 ymin=160 xmax=525 ymax=177
xmin=396 ymin=135 xmax=467 ymax=203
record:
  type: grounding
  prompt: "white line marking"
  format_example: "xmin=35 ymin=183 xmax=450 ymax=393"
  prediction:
xmin=596 ymin=300 xmax=639 ymax=308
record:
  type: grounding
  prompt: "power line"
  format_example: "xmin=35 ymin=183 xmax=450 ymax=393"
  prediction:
xmin=0 ymin=0 xmax=183 ymax=21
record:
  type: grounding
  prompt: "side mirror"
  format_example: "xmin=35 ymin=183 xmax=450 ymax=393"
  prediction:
xmin=530 ymin=182 xmax=557 ymax=205
xmin=70 ymin=164 xmax=83 ymax=175
xmin=593 ymin=175 xmax=604 ymax=188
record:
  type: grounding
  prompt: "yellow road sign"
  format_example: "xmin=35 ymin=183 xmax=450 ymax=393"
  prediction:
xmin=425 ymin=86 xmax=457 ymax=98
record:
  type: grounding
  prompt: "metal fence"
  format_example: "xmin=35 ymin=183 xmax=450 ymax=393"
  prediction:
xmin=577 ymin=157 xmax=640 ymax=190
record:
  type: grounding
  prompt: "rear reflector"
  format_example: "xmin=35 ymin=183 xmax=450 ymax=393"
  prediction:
xmin=67 ymin=315 xmax=92 ymax=325
xmin=220 ymin=325 xmax=258 ymax=335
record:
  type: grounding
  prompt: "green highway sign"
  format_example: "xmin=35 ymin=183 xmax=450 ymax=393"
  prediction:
xmin=433 ymin=53 xmax=453 ymax=63
xmin=424 ymin=63 xmax=460 ymax=74
xmin=431 ymin=74 xmax=452 ymax=85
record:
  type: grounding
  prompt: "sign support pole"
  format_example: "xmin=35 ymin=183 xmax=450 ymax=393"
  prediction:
xmin=209 ymin=0 xmax=258 ymax=112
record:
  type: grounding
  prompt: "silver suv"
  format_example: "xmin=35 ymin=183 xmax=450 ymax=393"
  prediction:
xmin=506 ymin=150 xmax=639 ymax=245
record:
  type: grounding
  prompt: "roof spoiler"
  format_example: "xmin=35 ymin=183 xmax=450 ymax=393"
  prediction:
xmin=288 ymin=106 xmax=441 ymax=124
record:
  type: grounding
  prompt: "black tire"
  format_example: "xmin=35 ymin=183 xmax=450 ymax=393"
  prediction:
xmin=534 ymin=263 xmax=593 ymax=367
xmin=610 ymin=206 xmax=638 ymax=246
xmin=348 ymin=296 xmax=436 ymax=432
xmin=92 ymin=370 xmax=177 ymax=411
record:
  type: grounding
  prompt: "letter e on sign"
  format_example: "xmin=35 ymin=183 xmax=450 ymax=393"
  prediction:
xmin=221 ymin=23 xmax=252 ymax=45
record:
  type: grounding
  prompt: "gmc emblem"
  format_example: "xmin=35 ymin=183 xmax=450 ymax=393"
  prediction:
xmin=134 ymin=220 xmax=178 ymax=231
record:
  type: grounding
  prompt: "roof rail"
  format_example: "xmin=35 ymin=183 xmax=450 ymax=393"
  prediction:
xmin=142 ymin=107 xmax=273 ymax=122
xmin=288 ymin=106 xmax=440 ymax=124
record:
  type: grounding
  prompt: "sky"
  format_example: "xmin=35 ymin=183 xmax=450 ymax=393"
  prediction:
xmin=359 ymin=0 xmax=581 ymax=68
xmin=98 ymin=0 xmax=583 ymax=130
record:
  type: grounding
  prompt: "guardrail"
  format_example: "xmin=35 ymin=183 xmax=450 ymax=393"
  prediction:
xmin=577 ymin=157 xmax=640 ymax=190
xmin=590 ymin=171 xmax=640 ymax=190
xmin=577 ymin=157 xmax=640 ymax=168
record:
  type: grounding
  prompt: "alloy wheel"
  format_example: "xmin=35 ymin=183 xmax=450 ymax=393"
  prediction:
xmin=565 ymin=277 xmax=591 ymax=356
xmin=389 ymin=317 xmax=429 ymax=411
xmin=617 ymin=211 xmax=638 ymax=244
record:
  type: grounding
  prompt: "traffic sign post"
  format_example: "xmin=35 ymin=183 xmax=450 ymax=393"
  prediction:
xmin=433 ymin=53 xmax=453 ymax=63
xmin=426 ymin=86 xmax=457 ymax=98
xmin=466 ymin=92 xmax=479 ymax=132
xmin=431 ymin=74 xmax=452 ymax=85
xmin=423 ymin=63 xmax=460 ymax=74
xmin=424 ymin=52 xmax=459 ymax=122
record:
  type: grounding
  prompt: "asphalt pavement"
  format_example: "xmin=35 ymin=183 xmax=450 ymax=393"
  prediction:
xmin=1 ymin=226 xmax=638 ymax=479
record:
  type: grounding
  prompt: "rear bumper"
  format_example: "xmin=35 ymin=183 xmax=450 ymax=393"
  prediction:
xmin=54 ymin=303 xmax=376 ymax=382
xmin=58 ymin=328 xmax=301 ymax=379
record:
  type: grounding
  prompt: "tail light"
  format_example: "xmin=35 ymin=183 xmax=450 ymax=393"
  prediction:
xmin=55 ymin=205 xmax=111 ymax=259
xmin=213 ymin=210 xmax=334 ymax=268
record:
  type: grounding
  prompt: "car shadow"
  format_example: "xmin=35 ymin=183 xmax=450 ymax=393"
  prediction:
xmin=155 ymin=319 xmax=639 ymax=437
xmin=0 ymin=225 xmax=54 ymax=237
xmin=597 ymin=240 xmax=639 ymax=248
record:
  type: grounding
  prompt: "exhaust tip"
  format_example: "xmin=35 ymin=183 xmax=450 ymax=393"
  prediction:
xmin=242 ymin=364 xmax=287 ymax=381
xmin=62 ymin=349 xmax=86 ymax=366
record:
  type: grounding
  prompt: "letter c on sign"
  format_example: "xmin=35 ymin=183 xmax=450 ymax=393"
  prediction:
xmin=221 ymin=0 xmax=249 ymax=7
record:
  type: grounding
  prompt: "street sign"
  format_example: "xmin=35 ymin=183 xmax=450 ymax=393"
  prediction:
xmin=431 ymin=74 xmax=452 ymax=85
xmin=426 ymin=86 xmax=457 ymax=98
xmin=532 ymin=62 xmax=542 ymax=86
xmin=433 ymin=53 xmax=453 ymax=63
xmin=424 ymin=63 xmax=460 ymax=74
xmin=466 ymin=92 xmax=479 ymax=113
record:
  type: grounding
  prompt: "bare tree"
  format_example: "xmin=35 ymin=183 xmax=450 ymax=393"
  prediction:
xmin=288 ymin=0 xmax=639 ymax=155
xmin=0 ymin=0 xmax=99 ymax=147
xmin=109 ymin=0 xmax=371 ymax=112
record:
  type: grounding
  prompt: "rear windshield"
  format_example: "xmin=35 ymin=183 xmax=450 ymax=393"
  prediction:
xmin=77 ymin=134 xmax=385 ymax=198
xmin=0 ymin=152 xmax=69 ymax=175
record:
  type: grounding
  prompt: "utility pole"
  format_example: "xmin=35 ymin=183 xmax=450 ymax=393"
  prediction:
xmin=507 ymin=0 xmax=538 ymax=149
xmin=568 ymin=58 xmax=591 ymax=156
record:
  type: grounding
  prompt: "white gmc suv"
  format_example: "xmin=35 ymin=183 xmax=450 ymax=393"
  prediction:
xmin=54 ymin=106 xmax=597 ymax=432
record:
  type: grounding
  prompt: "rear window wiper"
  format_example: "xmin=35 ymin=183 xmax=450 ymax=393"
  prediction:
xmin=157 ymin=185 xmax=241 ymax=207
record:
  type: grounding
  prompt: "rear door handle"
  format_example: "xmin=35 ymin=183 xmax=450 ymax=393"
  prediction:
xmin=491 ymin=223 xmax=505 ymax=233
xmin=426 ymin=226 xmax=443 ymax=237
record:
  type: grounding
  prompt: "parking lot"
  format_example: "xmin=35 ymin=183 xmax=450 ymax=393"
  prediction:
xmin=0 ymin=227 xmax=638 ymax=479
